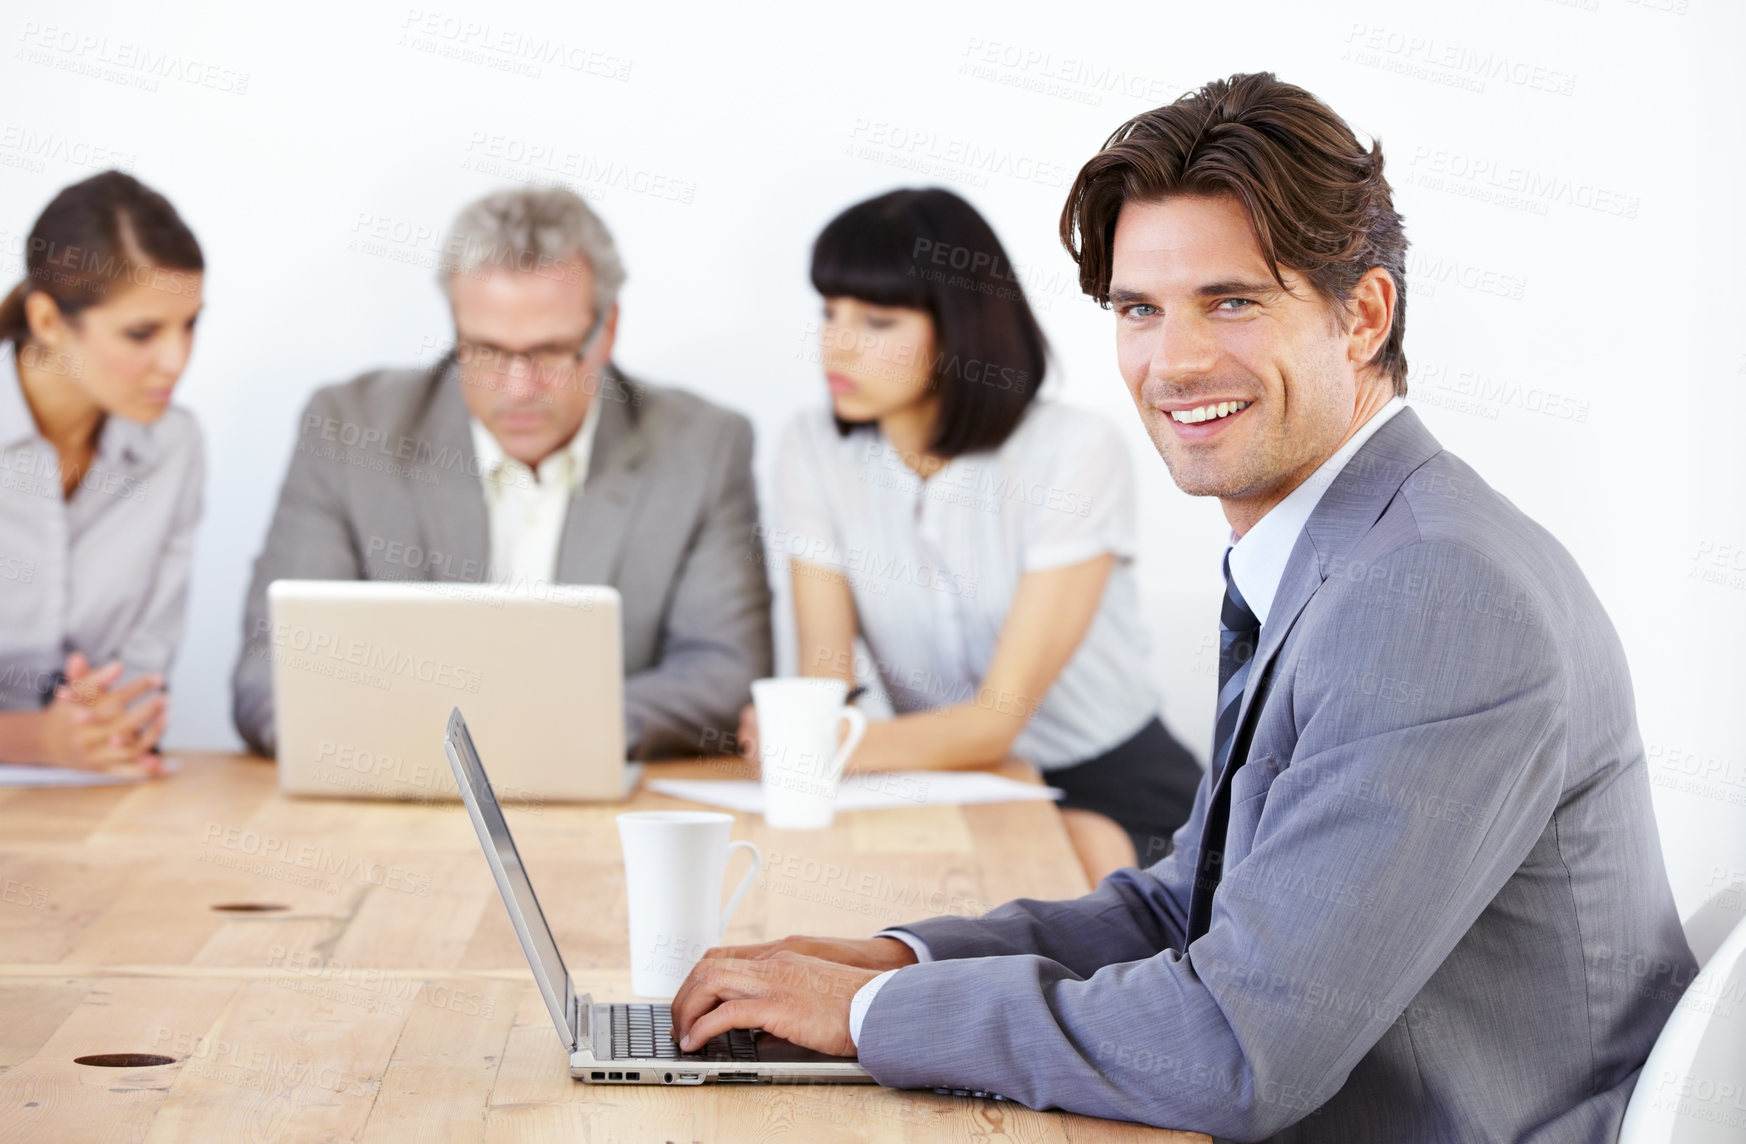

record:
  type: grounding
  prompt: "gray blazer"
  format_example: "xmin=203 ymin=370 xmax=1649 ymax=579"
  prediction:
xmin=232 ymin=359 xmax=772 ymax=759
xmin=862 ymin=409 xmax=1695 ymax=1143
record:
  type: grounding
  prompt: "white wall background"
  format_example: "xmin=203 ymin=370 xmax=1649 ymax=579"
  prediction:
xmin=3 ymin=0 xmax=1741 ymax=917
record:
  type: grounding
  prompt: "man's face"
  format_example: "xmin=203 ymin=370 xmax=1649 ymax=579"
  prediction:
xmin=449 ymin=259 xmax=615 ymax=469
xmin=1110 ymin=194 xmax=1391 ymax=531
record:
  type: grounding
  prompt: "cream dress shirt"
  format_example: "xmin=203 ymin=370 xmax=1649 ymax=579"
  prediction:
xmin=467 ymin=395 xmax=602 ymax=591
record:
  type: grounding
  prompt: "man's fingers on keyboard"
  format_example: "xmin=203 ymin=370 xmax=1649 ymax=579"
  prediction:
xmin=699 ymin=942 xmax=775 ymax=961
xmin=671 ymin=958 xmax=758 ymax=1045
xmin=678 ymin=999 xmax=765 ymax=1053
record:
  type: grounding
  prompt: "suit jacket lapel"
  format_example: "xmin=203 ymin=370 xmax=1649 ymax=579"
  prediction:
xmin=555 ymin=365 xmax=650 ymax=584
xmin=410 ymin=360 xmax=490 ymax=583
xmin=1204 ymin=408 xmax=1446 ymax=798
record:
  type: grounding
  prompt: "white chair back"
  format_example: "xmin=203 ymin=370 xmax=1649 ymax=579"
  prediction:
xmin=1619 ymin=883 xmax=1746 ymax=1143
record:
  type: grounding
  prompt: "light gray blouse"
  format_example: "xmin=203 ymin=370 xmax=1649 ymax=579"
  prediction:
xmin=774 ymin=401 xmax=1158 ymax=769
xmin=0 ymin=344 xmax=204 ymax=708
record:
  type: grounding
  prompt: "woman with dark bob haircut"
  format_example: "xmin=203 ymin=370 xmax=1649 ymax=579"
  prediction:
xmin=744 ymin=187 xmax=1201 ymax=879
xmin=0 ymin=171 xmax=206 ymax=776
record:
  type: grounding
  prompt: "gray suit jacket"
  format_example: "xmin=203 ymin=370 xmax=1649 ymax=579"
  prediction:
xmin=232 ymin=359 xmax=772 ymax=759
xmin=862 ymin=409 xmax=1694 ymax=1143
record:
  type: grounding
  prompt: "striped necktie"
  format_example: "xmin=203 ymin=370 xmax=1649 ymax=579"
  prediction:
xmin=1187 ymin=550 xmax=1262 ymax=941
xmin=1211 ymin=551 xmax=1261 ymax=776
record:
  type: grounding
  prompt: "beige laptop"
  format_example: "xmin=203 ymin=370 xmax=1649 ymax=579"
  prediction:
xmin=269 ymin=580 xmax=635 ymax=802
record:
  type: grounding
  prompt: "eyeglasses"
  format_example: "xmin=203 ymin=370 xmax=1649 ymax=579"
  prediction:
xmin=453 ymin=310 xmax=606 ymax=378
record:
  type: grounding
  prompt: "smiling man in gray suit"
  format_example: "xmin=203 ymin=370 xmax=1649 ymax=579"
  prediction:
xmin=669 ymin=74 xmax=1695 ymax=1141
xmin=233 ymin=187 xmax=771 ymax=760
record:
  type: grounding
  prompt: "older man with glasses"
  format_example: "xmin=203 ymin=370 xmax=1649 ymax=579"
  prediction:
xmin=232 ymin=186 xmax=771 ymax=760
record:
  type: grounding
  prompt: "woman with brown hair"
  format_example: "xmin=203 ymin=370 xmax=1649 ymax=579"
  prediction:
xmin=0 ymin=170 xmax=206 ymax=774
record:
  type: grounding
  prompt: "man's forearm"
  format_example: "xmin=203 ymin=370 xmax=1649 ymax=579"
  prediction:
xmin=891 ymin=865 xmax=1190 ymax=976
xmin=231 ymin=599 xmax=278 ymax=756
xmin=854 ymin=948 xmax=1294 ymax=1135
xmin=624 ymin=648 xmax=757 ymax=759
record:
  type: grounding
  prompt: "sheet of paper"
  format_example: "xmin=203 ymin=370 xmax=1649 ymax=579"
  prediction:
xmin=0 ymin=764 xmax=138 ymax=788
xmin=0 ymin=759 xmax=177 ymax=788
xmin=645 ymin=770 xmax=1063 ymax=814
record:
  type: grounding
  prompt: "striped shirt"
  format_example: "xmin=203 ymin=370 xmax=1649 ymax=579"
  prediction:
xmin=773 ymin=402 xmax=1156 ymax=769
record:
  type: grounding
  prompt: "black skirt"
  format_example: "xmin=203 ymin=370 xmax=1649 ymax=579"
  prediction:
xmin=1048 ymin=715 xmax=1202 ymax=866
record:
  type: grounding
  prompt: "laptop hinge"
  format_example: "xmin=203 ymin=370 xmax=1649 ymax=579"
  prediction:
xmin=571 ymin=991 xmax=592 ymax=1056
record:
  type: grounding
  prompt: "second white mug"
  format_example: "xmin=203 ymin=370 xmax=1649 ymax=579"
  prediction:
xmin=753 ymin=677 xmax=868 ymax=830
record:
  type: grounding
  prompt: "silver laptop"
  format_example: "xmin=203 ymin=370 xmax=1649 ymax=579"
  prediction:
xmin=443 ymin=707 xmax=872 ymax=1087
xmin=270 ymin=580 xmax=638 ymax=802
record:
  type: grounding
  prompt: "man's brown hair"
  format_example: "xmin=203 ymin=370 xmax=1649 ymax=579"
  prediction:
xmin=1060 ymin=72 xmax=1410 ymax=395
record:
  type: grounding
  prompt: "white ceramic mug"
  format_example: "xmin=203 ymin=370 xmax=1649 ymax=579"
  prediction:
xmin=752 ymin=677 xmax=869 ymax=830
xmin=616 ymin=811 xmax=761 ymax=998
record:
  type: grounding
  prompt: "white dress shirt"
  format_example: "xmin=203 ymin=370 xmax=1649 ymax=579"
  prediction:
xmin=468 ymin=395 xmax=602 ymax=591
xmin=847 ymin=396 xmax=1410 ymax=1047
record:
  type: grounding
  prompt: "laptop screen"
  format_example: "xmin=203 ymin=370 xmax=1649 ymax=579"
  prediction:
xmin=443 ymin=707 xmax=576 ymax=1048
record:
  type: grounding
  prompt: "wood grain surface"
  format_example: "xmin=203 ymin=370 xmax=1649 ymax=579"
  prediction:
xmin=0 ymin=752 xmax=1206 ymax=1143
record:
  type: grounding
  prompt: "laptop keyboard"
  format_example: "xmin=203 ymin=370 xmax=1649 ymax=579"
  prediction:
xmin=609 ymin=1003 xmax=758 ymax=1062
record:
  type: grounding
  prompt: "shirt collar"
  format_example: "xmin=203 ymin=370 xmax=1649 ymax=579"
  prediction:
xmin=1225 ymin=396 xmax=1407 ymax=625
xmin=469 ymin=393 xmax=603 ymax=493
xmin=96 ymin=409 xmax=157 ymax=467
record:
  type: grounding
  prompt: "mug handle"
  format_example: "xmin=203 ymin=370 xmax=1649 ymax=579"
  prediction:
xmin=717 ymin=839 xmax=762 ymax=938
xmin=825 ymin=707 xmax=868 ymax=782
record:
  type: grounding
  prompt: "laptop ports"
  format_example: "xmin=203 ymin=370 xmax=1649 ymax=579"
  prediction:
xmin=715 ymin=1071 xmax=759 ymax=1083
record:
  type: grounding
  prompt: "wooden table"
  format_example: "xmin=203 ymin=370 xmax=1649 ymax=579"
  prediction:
xmin=0 ymin=752 xmax=1206 ymax=1143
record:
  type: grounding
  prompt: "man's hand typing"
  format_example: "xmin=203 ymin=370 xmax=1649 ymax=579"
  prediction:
xmin=669 ymin=937 xmax=918 ymax=1057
